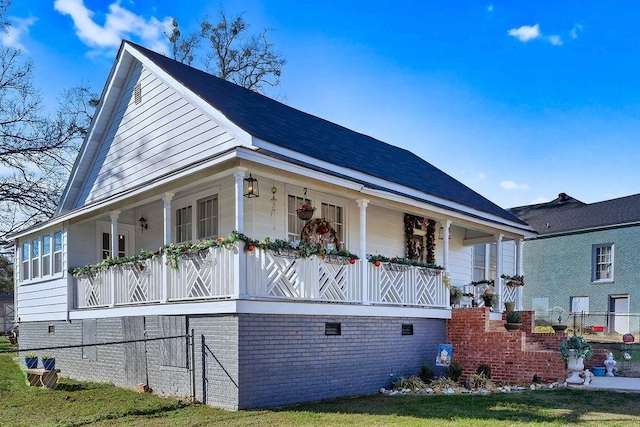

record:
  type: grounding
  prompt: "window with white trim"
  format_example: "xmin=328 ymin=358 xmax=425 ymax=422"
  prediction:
xmin=197 ymin=195 xmax=218 ymax=240
xmin=571 ymin=296 xmax=589 ymax=314
xmin=53 ymin=231 xmax=63 ymax=274
xmin=321 ymin=202 xmax=344 ymax=245
xmin=287 ymin=195 xmax=307 ymax=242
xmin=472 ymin=243 xmax=496 ymax=282
xmin=176 ymin=205 xmax=193 ymax=243
xmin=101 ymin=233 xmax=127 ymax=259
xmin=31 ymin=239 xmax=40 ymax=279
xmin=42 ymin=235 xmax=51 ymax=276
xmin=21 ymin=241 xmax=30 ymax=281
xmin=592 ymin=244 xmax=613 ymax=282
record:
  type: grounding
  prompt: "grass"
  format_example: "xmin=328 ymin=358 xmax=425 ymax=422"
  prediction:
xmin=3 ymin=337 xmax=640 ymax=426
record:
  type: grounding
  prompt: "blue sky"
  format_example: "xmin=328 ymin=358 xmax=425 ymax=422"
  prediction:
xmin=5 ymin=1 xmax=640 ymax=209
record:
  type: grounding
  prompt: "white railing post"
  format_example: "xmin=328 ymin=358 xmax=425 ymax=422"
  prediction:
xmin=495 ymin=233 xmax=504 ymax=312
xmin=233 ymin=170 xmax=247 ymax=299
xmin=356 ymin=199 xmax=369 ymax=304
xmin=515 ymin=238 xmax=523 ymax=310
xmin=162 ymin=192 xmax=173 ymax=303
xmin=109 ymin=210 xmax=120 ymax=306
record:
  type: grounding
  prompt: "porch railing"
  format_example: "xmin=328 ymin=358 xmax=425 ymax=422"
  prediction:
xmin=75 ymin=246 xmax=447 ymax=309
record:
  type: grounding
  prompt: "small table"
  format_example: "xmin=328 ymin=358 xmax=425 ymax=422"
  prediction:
xmin=25 ymin=368 xmax=60 ymax=389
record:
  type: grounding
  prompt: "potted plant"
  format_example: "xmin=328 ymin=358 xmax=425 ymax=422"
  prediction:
xmin=481 ymin=288 xmax=496 ymax=308
xmin=449 ymin=286 xmax=463 ymax=306
xmin=24 ymin=352 xmax=38 ymax=369
xmin=42 ymin=354 xmax=56 ymax=370
xmin=504 ymin=301 xmax=515 ymax=313
xmin=560 ymin=335 xmax=593 ymax=384
xmin=504 ymin=310 xmax=522 ymax=332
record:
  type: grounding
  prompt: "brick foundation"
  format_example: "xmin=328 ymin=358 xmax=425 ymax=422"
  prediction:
xmin=447 ymin=308 xmax=567 ymax=383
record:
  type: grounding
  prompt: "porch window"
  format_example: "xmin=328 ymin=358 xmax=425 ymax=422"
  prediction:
xmin=101 ymin=233 xmax=126 ymax=259
xmin=42 ymin=235 xmax=51 ymax=276
xmin=197 ymin=195 xmax=218 ymax=240
xmin=472 ymin=244 xmax=496 ymax=282
xmin=592 ymin=244 xmax=613 ymax=282
xmin=31 ymin=239 xmax=40 ymax=279
xmin=176 ymin=206 xmax=192 ymax=243
xmin=53 ymin=231 xmax=63 ymax=274
xmin=21 ymin=241 xmax=30 ymax=281
xmin=321 ymin=202 xmax=344 ymax=245
xmin=287 ymin=195 xmax=308 ymax=242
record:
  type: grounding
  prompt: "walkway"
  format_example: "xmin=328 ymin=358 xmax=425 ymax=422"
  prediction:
xmin=586 ymin=376 xmax=640 ymax=392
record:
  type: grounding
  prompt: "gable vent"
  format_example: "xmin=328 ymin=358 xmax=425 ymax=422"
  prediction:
xmin=325 ymin=322 xmax=341 ymax=336
xmin=134 ymin=82 xmax=142 ymax=104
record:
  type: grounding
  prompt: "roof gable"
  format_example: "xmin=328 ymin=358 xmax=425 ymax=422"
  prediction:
xmin=126 ymin=42 xmax=525 ymax=226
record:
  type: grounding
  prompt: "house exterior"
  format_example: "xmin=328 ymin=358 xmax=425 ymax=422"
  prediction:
xmin=510 ymin=192 xmax=640 ymax=334
xmin=11 ymin=41 xmax=533 ymax=409
xmin=0 ymin=293 xmax=14 ymax=332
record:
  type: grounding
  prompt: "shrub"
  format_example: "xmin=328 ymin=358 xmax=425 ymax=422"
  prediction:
xmin=447 ymin=360 xmax=463 ymax=382
xmin=419 ymin=365 xmax=434 ymax=383
xmin=392 ymin=376 xmax=426 ymax=390
xmin=559 ymin=334 xmax=593 ymax=361
xmin=506 ymin=310 xmax=522 ymax=323
xmin=476 ymin=362 xmax=491 ymax=378
xmin=469 ymin=372 xmax=494 ymax=390
xmin=430 ymin=376 xmax=459 ymax=389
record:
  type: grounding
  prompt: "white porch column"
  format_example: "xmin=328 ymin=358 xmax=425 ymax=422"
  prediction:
xmin=515 ymin=238 xmax=523 ymax=309
xmin=109 ymin=210 xmax=120 ymax=307
xmin=494 ymin=233 xmax=504 ymax=312
xmin=162 ymin=193 xmax=174 ymax=245
xmin=233 ymin=170 xmax=247 ymax=298
xmin=442 ymin=220 xmax=451 ymax=270
xmin=357 ymin=199 xmax=369 ymax=304
xmin=161 ymin=193 xmax=174 ymax=303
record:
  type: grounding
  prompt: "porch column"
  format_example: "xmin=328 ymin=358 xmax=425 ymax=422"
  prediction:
xmin=515 ymin=238 xmax=523 ymax=309
xmin=233 ymin=170 xmax=247 ymax=299
xmin=109 ymin=210 xmax=120 ymax=307
xmin=162 ymin=193 xmax=174 ymax=245
xmin=357 ymin=199 xmax=369 ymax=304
xmin=442 ymin=220 xmax=451 ymax=270
xmin=161 ymin=193 xmax=174 ymax=303
xmin=494 ymin=233 xmax=503 ymax=312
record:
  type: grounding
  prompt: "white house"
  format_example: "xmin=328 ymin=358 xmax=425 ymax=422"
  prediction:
xmin=11 ymin=41 xmax=533 ymax=409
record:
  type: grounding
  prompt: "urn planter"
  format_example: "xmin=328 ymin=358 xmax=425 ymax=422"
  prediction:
xmin=566 ymin=349 xmax=585 ymax=385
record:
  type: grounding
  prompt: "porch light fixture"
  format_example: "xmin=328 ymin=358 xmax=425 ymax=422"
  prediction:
xmin=138 ymin=216 xmax=148 ymax=233
xmin=243 ymin=173 xmax=259 ymax=198
xmin=438 ymin=226 xmax=451 ymax=240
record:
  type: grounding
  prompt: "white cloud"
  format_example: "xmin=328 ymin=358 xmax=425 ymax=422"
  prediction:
xmin=508 ymin=24 xmax=540 ymax=42
xmin=500 ymin=180 xmax=529 ymax=190
xmin=1 ymin=16 xmax=38 ymax=50
xmin=548 ymin=35 xmax=563 ymax=46
xmin=531 ymin=196 xmax=550 ymax=204
xmin=570 ymin=23 xmax=582 ymax=39
xmin=54 ymin=0 xmax=172 ymax=54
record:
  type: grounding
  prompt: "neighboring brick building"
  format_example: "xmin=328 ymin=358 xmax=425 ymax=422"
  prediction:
xmin=510 ymin=193 xmax=640 ymax=334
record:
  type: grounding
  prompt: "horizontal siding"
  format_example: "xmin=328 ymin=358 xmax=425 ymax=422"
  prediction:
xmin=17 ymin=277 xmax=68 ymax=321
xmin=76 ymin=64 xmax=237 ymax=208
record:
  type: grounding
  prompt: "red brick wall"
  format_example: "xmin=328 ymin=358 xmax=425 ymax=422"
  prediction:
xmin=448 ymin=308 xmax=566 ymax=383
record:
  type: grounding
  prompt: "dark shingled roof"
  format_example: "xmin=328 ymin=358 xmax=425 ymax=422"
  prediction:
xmin=128 ymin=41 xmax=526 ymax=225
xmin=509 ymin=192 xmax=640 ymax=235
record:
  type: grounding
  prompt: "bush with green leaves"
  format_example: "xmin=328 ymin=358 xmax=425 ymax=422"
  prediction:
xmin=469 ymin=372 xmax=494 ymax=390
xmin=559 ymin=334 xmax=593 ymax=361
xmin=446 ymin=360 xmax=463 ymax=382
xmin=419 ymin=365 xmax=434 ymax=383
xmin=392 ymin=375 xmax=426 ymax=390
xmin=476 ymin=362 xmax=491 ymax=378
xmin=506 ymin=310 xmax=522 ymax=324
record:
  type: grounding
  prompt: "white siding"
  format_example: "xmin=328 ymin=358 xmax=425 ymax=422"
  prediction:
xmin=17 ymin=276 xmax=68 ymax=322
xmin=75 ymin=64 xmax=237 ymax=208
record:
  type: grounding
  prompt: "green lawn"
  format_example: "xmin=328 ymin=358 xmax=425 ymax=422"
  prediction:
xmin=2 ymin=337 xmax=640 ymax=426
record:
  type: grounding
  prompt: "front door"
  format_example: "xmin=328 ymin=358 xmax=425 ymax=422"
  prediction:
xmin=609 ymin=295 xmax=630 ymax=334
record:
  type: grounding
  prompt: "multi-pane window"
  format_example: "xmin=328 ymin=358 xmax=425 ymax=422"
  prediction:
xmin=101 ymin=233 xmax=126 ymax=259
xmin=321 ymin=202 xmax=344 ymax=245
xmin=287 ymin=195 xmax=307 ymax=242
xmin=21 ymin=241 xmax=30 ymax=281
xmin=472 ymin=243 xmax=496 ymax=282
xmin=31 ymin=239 xmax=40 ymax=278
xmin=176 ymin=206 xmax=193 ymax=243
xmin=197 ymin=196 xmax=218 ymax=240
xmin=42 ymin=235 xmax=51 ymax=276
xmin=593 ymin=244 xmax=613 ymax=281
xmin=53 ymin=231 xmax=63 ymax=274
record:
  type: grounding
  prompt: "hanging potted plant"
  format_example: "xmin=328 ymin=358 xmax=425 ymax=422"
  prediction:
xmin=296 ymin=188 xmax=315 ymax=220
xmin=560 ymin=335 xmax=593 ymax=384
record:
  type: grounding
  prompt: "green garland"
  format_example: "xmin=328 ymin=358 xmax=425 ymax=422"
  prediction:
xmin=470 ymin=279 xmax=494 ymax=286
xmin=366 ymin=254 xmax=444 ymax=270
xmin=69 ymin=231 xmax=359 ymax=276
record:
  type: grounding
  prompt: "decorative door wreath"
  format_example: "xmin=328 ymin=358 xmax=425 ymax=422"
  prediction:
xmin=300 ymin=218 xmax=341 ymax=251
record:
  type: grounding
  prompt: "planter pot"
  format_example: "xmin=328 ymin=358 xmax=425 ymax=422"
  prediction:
xmin=552 ymin=325 xmax=568 ymax=334
xmin=504 ymin=302 xmax=515 ymax=312
xmin=482 ymin=296 xmax=493 ymax=308
xmin=42 ymin=357 xmax=56 ymax=371
xmin=504 ymin=322 xmax=522 ymax=332
xmin=592 ymin=366 xmax=605 ymax=377
xmin=566 ymin=349 xmax=585 ymax=385
xmin=24 ymin=356 xmax=38 ymax=369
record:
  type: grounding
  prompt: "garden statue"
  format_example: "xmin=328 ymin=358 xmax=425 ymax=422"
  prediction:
xmin=604 ymin=352 xmax=618 ymax=377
